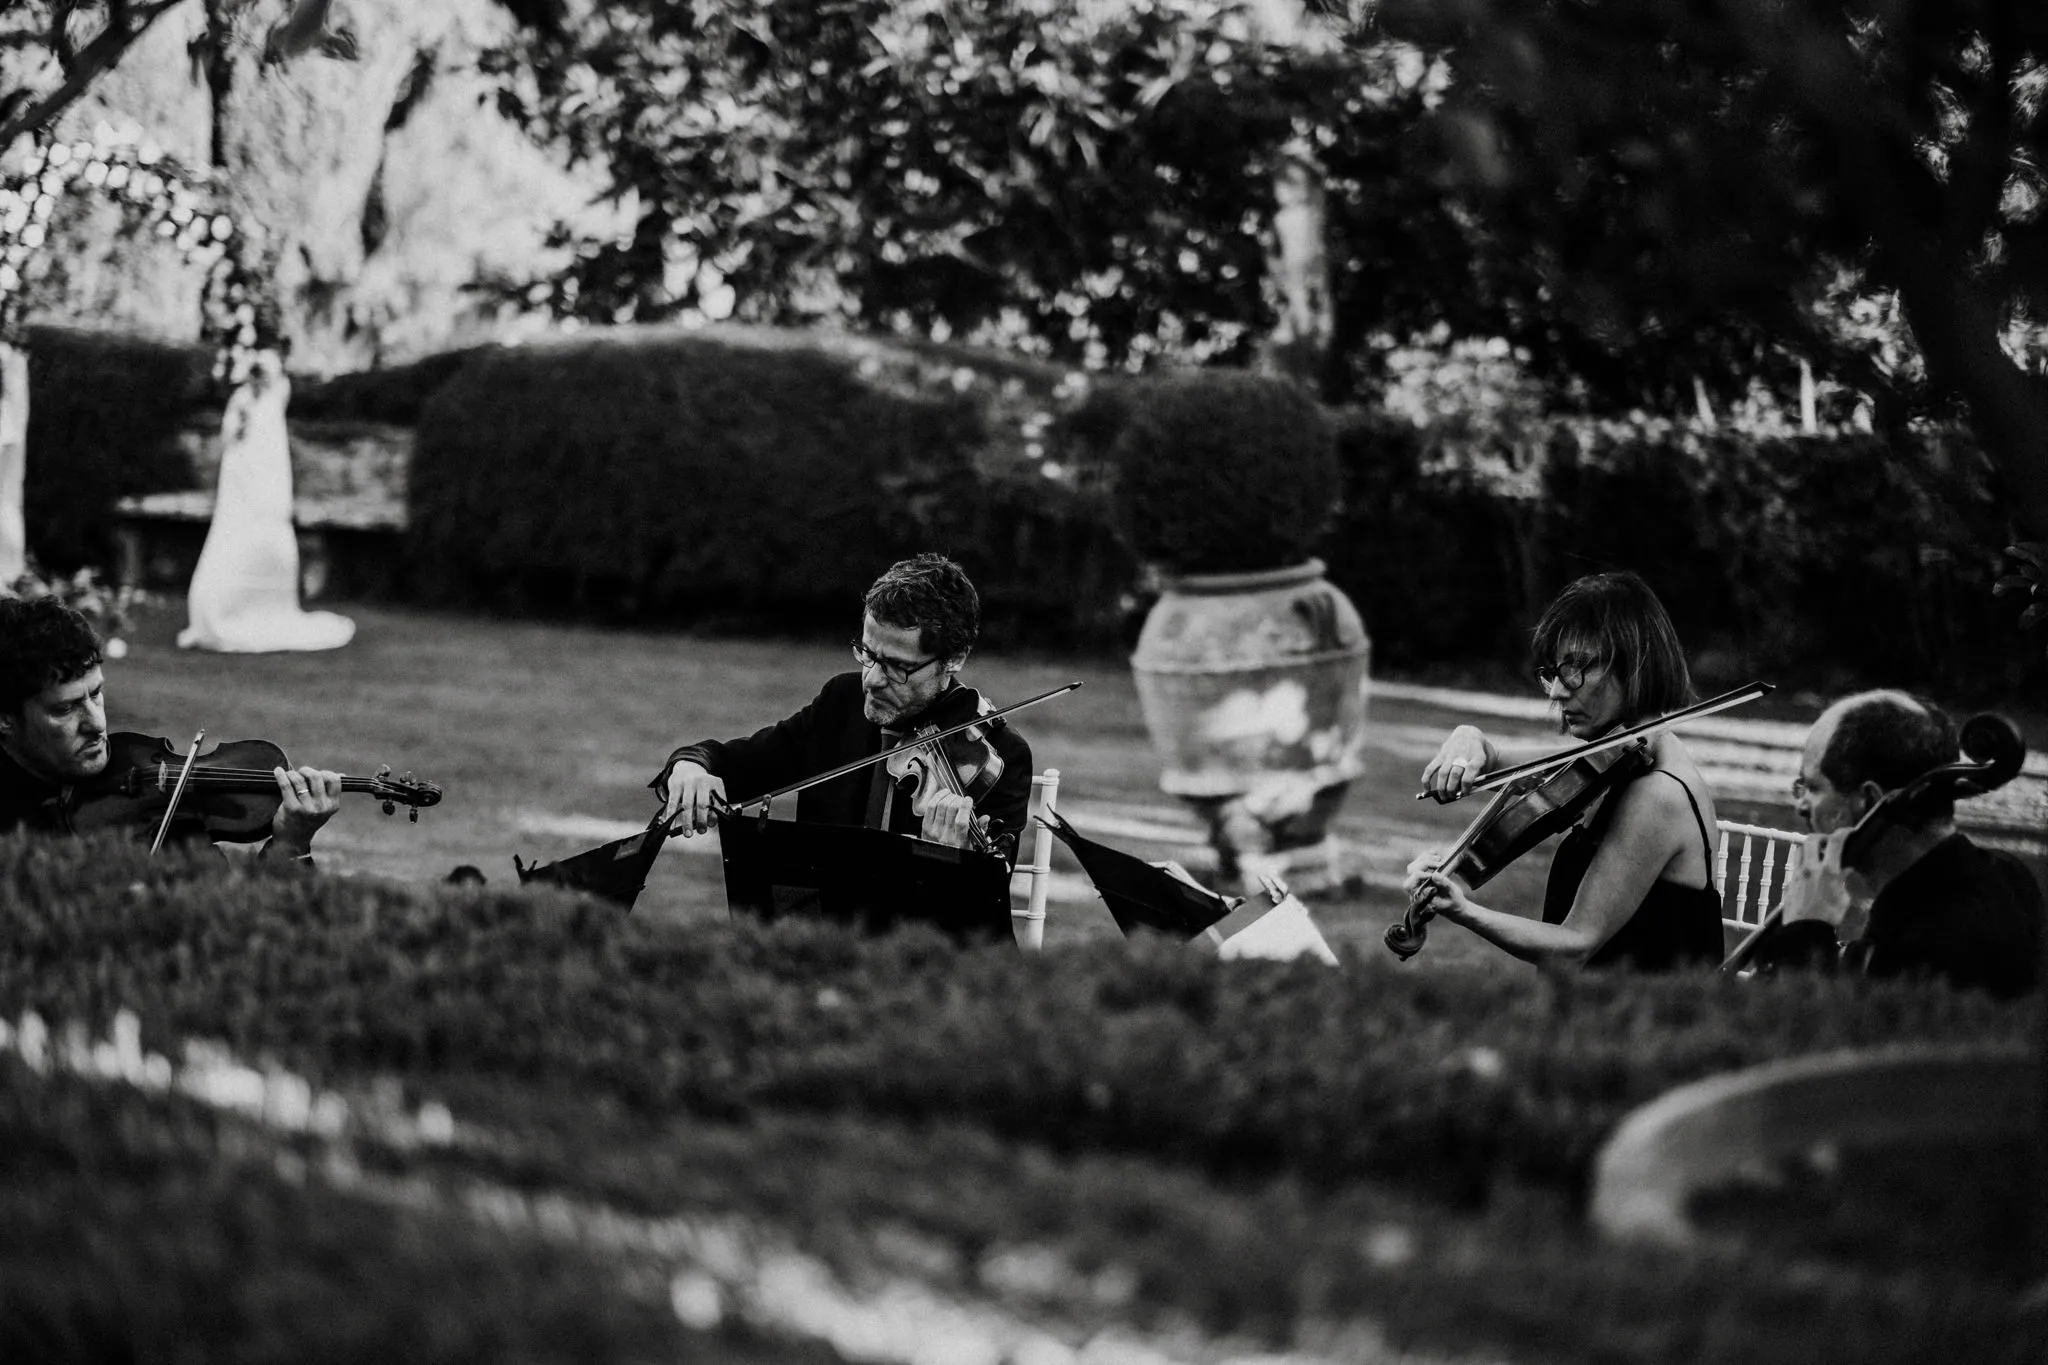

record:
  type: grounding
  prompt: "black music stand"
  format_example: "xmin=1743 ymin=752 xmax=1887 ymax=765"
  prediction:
xmin=1038 ymin=810 xmax=1240 ymax=940
xmin=718 ymin=814 xmax=1015 ymax=946
xmin=514 ymin=815 xmax=670 ymax=911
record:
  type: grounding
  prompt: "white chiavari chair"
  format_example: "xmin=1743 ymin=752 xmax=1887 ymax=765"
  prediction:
xmin=1010 ymin=768 xmax=1060 ymax=950
xmin=1714 ymin=820 xmax=1805 ymax=954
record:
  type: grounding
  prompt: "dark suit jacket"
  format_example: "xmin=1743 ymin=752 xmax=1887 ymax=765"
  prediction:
xmin=656 ymin=673 xmax=1034 ymax=866
xmin=1747 ymin=833 xmax=2044 ymax=998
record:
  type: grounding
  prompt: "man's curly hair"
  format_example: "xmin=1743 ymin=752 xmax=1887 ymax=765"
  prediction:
xmin=862 ymin=554 xmax=979 ymax=662
xmin=0 ymin=597 xmax=102 ymax=713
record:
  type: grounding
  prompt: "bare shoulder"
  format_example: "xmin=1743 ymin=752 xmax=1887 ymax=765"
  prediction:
xmin=1613 ymin=737 xmax=1716 ymax=844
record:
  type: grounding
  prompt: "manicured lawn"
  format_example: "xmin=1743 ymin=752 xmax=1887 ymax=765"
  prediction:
xmin=102 ymin=593 xmax=1552 ymax=965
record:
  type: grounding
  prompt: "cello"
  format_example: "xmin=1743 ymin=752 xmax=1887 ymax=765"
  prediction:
xmin=1719 ymin=712 xmax=2026 ymax=975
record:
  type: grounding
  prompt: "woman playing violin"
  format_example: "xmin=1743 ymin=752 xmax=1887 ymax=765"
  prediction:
xmin=1403 ymin=571 xmax=1726 ymax=971
xmin=653 ymin=554 xmax=1035 ymax=864
xmin=0 ymin=597 xmax=342 ymax=859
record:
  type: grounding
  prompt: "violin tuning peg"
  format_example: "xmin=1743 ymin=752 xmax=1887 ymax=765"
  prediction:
xmin=381 ymin=800 xmax=395 ymax=816
xmin=409 ymin=808 xmax=419 ymax=824
xmin=376 ymin=763 xmax=392 ymax=779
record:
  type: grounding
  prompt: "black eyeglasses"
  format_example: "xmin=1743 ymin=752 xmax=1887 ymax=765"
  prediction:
xmin=851 ymin=640 xmax=942 ymax=684
xmin=1533 ymin=655 xmax=1603 ymax=691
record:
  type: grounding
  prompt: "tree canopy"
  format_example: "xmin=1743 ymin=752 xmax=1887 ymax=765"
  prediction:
xmin=484 ymin=0 xmax=1343 ymax=370
xmin=1381 ymin=0 xmax=2048 ymax=537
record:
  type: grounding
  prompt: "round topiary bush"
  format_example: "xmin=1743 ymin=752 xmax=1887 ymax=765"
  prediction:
xmin=1109 ymin=369 xmax=1339 ymax=576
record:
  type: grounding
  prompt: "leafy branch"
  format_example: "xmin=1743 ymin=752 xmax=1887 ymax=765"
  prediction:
xmin=1995 ymin=540 xmax=2048 ymax=659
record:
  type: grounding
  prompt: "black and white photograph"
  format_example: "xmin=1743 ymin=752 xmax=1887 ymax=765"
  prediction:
xmin=1 ymin=2 xmax=2044 ymax=1362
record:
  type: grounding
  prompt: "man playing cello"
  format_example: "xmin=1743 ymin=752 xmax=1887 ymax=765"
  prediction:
xmin=653 ymin=553 xmax=1034 ymax=865
xmin=1738 ymin=690 xmax=2042 ymax=998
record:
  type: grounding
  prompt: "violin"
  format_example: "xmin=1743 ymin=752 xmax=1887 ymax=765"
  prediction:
xmin=1387 ymin=682 xmax=1775 ymax=961
xmin=882 ymin=685 xmax=1006 ymax=853
xmin=1720 ymin=712 xmax=2026 ymax=974
xmin=71 ymin=731 xmax=442 ymax=846
xmin=693 ymin=681 xmax=1081 ymax=839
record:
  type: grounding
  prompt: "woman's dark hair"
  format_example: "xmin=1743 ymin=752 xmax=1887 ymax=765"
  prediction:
xmin=1529 ymin=571 xmax=1692 ymax=720
xmin=1820 ymin=690 xmax=1960 ymax=822
xmin=862 ymin=553 xmax=979 ymax=661
xmin=0 ymin=597 xmax=102 ymax=713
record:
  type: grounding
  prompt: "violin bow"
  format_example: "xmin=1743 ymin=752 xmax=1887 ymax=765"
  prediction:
xmin=1416 ymin=681 xmax=1775 ymax=803
xmin=686 ymin=681 xmax=1083 ymax=829
xmin=148 ymin=728 xmax=207 ymax=857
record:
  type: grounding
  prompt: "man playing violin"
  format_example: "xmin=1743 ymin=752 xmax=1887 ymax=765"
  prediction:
xmin=653 ymin=553 xmax=1034 ymax=865
xmin=1403 ymin=572 xmax=1727 ymax=971
xmin=1745 ymin=690 xmax=2042 ymax=998
xmin=0 ymin=596 xmax=343 ymax=860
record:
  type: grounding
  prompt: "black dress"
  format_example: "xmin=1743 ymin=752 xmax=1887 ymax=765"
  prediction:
xmin=1540 ymin=768 xmax=1725 ymax=971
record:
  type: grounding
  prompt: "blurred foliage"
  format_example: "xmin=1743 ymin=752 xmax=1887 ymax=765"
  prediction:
xmin=0 ymin=1070 xmax=739 ymax=1364
xmin=1378 ymin=0 xmax=2048 ymax=538
xmin=1328 ymin=405 xmax=2043 ymax=697
xmin=2 ymin=560 xmax=149 ymax=643
xmin=1088 ymin=368 xmax=1339 ymax=575
xmin=481 ymin=0 xmax=1312 ymax=371
xmin=389 ymin=326 xmax=2043 ymax=697
xmin=404 ymin=327 xmax=1132 ymax=639
xmin=22 ymin=324 xmax=207 ymax=572
xmin=477 ymin=2 xmax=1908 ymax=419
xmin=2 ymin=832 xmax=2040 ymax=1362
xmin=1998 ymin=540 xmax=2048 ymax=660
xmin=0 ymin=832 xmax=2030 ymax=1210
xmin=288 ymin=344 xmax=489 ymax=424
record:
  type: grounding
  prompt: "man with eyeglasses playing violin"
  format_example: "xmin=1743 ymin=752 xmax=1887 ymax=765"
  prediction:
xmin=651 ymin=553 xmax=1034 ymax=866
xmin=1739 ymin=690 xmax=2042 ymax=998
xmin=1402 ymin=571 xmax=1727 ymax=971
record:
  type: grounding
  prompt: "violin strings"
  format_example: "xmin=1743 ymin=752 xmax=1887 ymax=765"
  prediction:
xmin=170 ymin=769 xmax=391 ymax=791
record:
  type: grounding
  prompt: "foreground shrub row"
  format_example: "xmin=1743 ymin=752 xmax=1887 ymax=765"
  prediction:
xmin=2 ymin=837 xmax=2040 ymax=1365
xmin=1 ymin=836 xmax=2029 ymax=1205
xmin=0 ymin=1060 xmax=783 ymax=1365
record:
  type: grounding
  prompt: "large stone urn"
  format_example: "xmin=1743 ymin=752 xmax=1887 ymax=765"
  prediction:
xmin=1130 ymin=557 xmax=1370 ymax=895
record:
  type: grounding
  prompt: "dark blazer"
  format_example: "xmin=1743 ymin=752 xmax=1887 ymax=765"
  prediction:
xmin=1746 ymin=833 xmax=2044 ymax=998
xmin=656 ymin=673 xmax=1034 ymax=866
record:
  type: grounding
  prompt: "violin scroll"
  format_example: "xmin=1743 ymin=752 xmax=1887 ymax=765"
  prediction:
xmin=1383 ymin=905 xmax=1432 ymax=960
xmin=1955 ymin=714 xmax=2024 ymax=794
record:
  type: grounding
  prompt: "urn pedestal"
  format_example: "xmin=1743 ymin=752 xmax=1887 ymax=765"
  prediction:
xmin=1129 ymin=559 xmax=1370 ymax=896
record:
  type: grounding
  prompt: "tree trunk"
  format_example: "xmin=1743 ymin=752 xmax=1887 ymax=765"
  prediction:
xmin=177 ymin=350 xmax=353 ymax=652
xmin=1889 ymin=265 xmax=2048 ymax=539
xmin=0 ymin=342 xmax=27 ymax=584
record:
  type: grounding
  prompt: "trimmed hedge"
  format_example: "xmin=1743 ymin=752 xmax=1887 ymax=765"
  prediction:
xmin=288 ymin=345 xmax=487 ymax=425
xmin=21 ymin=325 xmax=210 ymax=571
xmin=1324 ymin=409 xmax=2045 ymax=697
xmin=0 ymin=834 xmax=2029 ymax=1206
xmin=0 ymin=1062 xmax=804 ymax=1365
xmin=2 ymin=837 xmax=2042 ymax=1364
xmin=405 ymin=327 xmax=1132 ymax=638
xmin=397 ymin=327 xmax=2040 ymax=697
xmin=1103 ymin=369 xmax=1339 ymax=575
